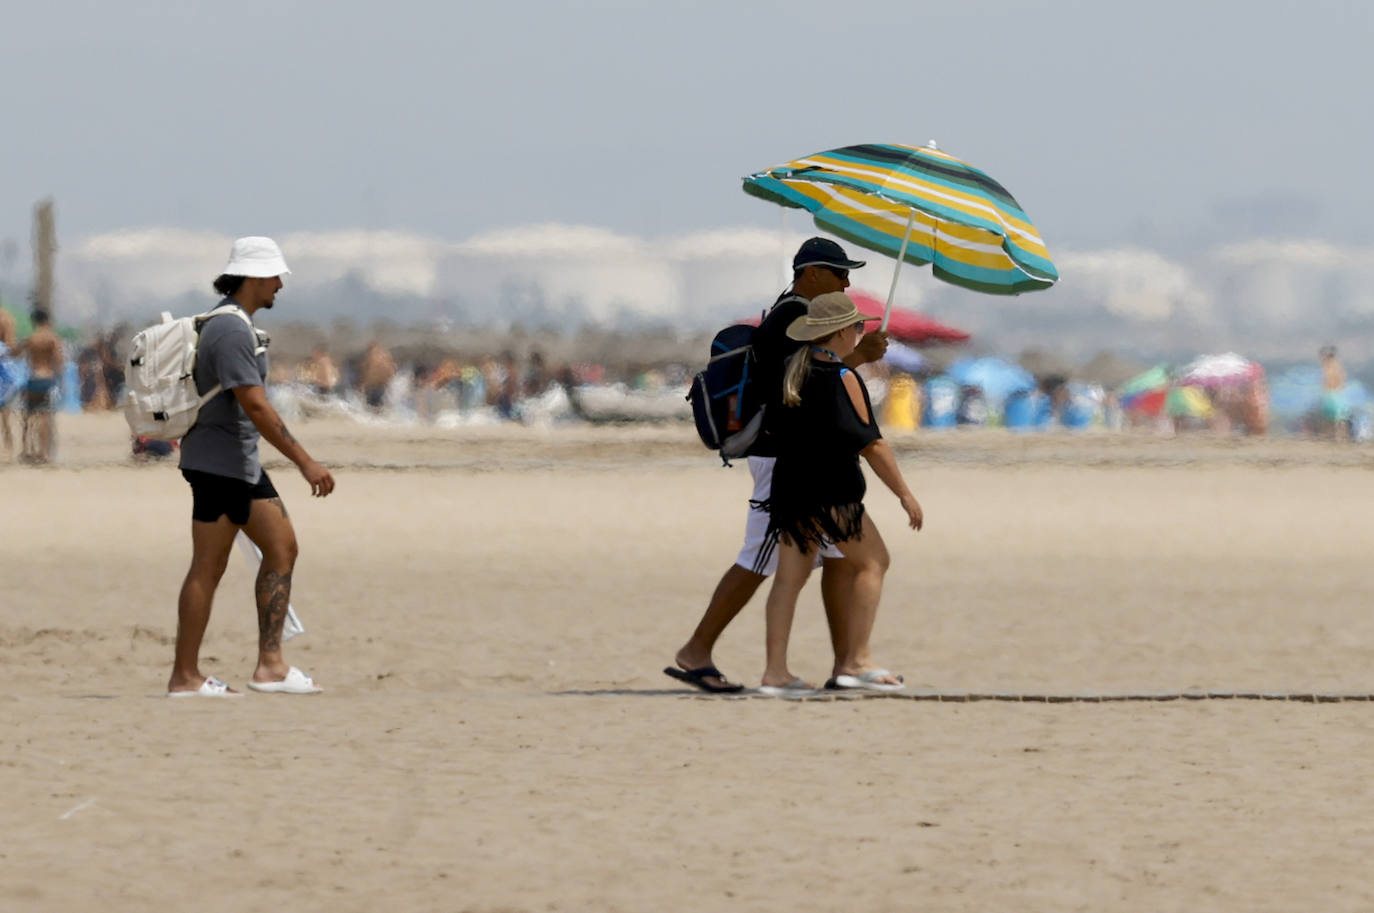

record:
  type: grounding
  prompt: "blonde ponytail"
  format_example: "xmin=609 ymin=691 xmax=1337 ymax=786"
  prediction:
xmin=782 ymin=330 xmax=842 ymax=406
xmin=782 ymin=346 xmax=811 ymax=407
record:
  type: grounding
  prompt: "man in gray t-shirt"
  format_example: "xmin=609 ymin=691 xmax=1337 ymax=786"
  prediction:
xmin=167 ymin=236 xmax=337 ymax=700
xmin=180 ymin=303 xmax=270 ymax=482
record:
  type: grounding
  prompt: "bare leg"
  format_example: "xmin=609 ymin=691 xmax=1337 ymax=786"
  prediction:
xmin=241 ymin=496 xmax=301 ymax=683
xmin=0 ymin=406 xmax=11 ymax=456
xmin=39 ymin=412 xmax=54 ymax=462
xmin=819 ymin=557 xmax=857 ymax=667
xmin=762 ymin=540 xmax=816 ymax=687
xmin=20 ymin=410 xmax=34 ymax=461
xmin=168 ymin=516 xmax=239 ymax=693
xmin=673 ymin=562 xmax=765 ymax=688
xmin=831 ymin=513 xmax=898 ymax=683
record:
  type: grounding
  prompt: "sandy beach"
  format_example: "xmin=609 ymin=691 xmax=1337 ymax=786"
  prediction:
xmin=5 ymin=413 xmax=1374 ymax=911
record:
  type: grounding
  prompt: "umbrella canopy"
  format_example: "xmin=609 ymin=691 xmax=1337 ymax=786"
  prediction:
xmin=743 ymin=142 xmax=1058 ymax=297
xmin=883 ymin=341 xmax=927 ymax=375
xmin=1166 ymin=385 xmax=1213 ymax=419
xmin=848 ymin=290 xmax=969 ymax=345
xmin=946 ymin=356 xmax=1035 ymax=407
xmin=1117 ymin=364 xmax=1170 ymax=416
xmin=1179 ymin=352 xmax=1263 ymax=388
xmin=1268 ymin=366 xmax=1371 ymax=428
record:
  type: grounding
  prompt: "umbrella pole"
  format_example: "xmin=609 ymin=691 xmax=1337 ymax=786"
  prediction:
xmin=779 ymin=208 xmax=789 ymax=290
xmin=881 ymin=209 xmax=917 ymax=333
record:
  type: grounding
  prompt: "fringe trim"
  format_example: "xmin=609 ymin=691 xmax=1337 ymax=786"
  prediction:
xmin=749 ymin=499 xmax=866 ymax=574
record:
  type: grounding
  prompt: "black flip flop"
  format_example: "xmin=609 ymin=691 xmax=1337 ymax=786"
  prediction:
xmin=663 ymin=665 xmax=745 ymax=694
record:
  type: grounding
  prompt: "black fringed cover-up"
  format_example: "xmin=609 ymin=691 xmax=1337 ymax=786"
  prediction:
xmin=752 ymin=358 xmax=882 ymax=572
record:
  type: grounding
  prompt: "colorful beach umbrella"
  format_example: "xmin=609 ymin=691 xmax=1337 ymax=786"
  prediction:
xmin=883 ymin=341 xmax=927 ymax=375
xmin=946 ymin=356 xmax=1035 ymax=408
xmin=1178 ymin=352 xmax=1263 ymax=388
xmin=743 ymin=142 xmax=1058 ymax=327
xmin=1166 ymin=385 xmax=1213 ymax=420
xmin=1117 ymin=364 xmax=1170 ymax=416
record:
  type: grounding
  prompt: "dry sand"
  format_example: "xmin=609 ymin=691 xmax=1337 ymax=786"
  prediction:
xmin=4 ymin=414 xmax=1374 ymax=911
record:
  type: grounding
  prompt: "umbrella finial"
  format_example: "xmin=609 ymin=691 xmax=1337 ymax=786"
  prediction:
xmin=926 ymin=139 xmax=939 ymax=149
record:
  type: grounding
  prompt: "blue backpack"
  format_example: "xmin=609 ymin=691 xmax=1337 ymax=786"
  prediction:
xmin=687 ymin=323 xmax=765 ymax=466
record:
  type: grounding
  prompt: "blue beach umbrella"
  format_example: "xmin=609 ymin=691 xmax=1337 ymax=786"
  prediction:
xmin=947 ymin=356 xmax=1035 ymax=408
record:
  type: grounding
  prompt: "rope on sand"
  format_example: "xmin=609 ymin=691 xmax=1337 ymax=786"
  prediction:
xmin=711 ymin=691 xmax=1374 ymax=703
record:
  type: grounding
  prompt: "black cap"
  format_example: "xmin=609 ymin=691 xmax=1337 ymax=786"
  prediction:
xmin=793 ymin=237 xmax=866 ymax=272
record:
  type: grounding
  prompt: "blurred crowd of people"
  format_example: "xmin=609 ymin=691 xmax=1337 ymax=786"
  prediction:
xmin=864 ymin=346 xmax=1368 ymax=442
xmin=280 ymin=342 xmax=658 ymax=420
xmin=45 ymin=323 xmax=687 ymax=427
xmin=3 ymin=306 xmax=1367 ymax=460
xmin=287 ymin=343 xmax=563 ymax=419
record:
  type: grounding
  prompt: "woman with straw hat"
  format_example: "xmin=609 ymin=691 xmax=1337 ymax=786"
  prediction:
xmin=753 ymin=292 xmax=924 ymax=696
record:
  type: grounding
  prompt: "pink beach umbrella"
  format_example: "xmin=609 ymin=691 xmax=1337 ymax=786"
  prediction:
xmin=847 ymin=290 xmax=970 ymax=345
xmin=1179 ymin=352 xmax=1263 ymax=388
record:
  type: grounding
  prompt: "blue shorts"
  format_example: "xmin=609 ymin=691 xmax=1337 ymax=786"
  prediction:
xmin=1321 ymin=390 xmax=1351 ymax=422
xmin=23 ymin=376 xmax=57 ymax=412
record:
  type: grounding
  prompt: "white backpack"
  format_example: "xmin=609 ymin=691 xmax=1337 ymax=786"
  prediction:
xmin=122 ymin=303 xmax=261 ymax=441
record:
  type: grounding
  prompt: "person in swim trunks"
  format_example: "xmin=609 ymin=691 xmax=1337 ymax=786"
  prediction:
xmin=1320 ymin=345 xmax=1350 ymax=442
xmin=17 ymin=308 xmax=62 ymax=463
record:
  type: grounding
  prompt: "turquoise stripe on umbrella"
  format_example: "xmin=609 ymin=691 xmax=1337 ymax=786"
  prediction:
xmin=765 ymin=155 xmax=1041 ymax=257
xmin=747 ymin=174 xmax=1055 ymax=287
xmin=808 ymin=207 xmax=1053 ymax=296
xmin=808 ymin=147 xmax=1025 ymax=211
xmin=744 ymin=145 xmax=1058 ymax=298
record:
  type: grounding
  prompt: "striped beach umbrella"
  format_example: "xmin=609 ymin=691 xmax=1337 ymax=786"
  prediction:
xmin=743 ymin=142 xmax=1058 ymax=326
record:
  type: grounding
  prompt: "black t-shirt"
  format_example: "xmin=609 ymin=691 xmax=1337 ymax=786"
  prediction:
xmin=749 ymin=292 xmax=809 ymax=458
xmin=750 ymin=358 xmax=884 ymax=571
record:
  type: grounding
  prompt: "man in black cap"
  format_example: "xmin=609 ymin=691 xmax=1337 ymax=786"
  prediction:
xmin=665 ymin=237 xmax=888 ymax=692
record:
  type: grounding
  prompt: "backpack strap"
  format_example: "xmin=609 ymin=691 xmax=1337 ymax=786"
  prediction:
xmin=187 ymin=302 xmax=266 ymax=414
xmin=770 ymin=293 xmax=808 ymax=313
xmin=195 ymin=302 xmax=268 ymax=356
xmin=194 ymin=301 xmax=253 ymax=331
xmin=708 ymin=345 xmax=752 ymax=363
xmin=195 ymin=382 xmax=225 ymax=406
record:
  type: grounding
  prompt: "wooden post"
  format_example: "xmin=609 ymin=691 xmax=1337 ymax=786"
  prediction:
xmin=31 ymin=198 xmax=56 ymax=318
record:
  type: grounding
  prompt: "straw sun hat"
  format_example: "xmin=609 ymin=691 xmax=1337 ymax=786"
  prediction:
xmin=785 ymin=292 xmax=881 ymax=342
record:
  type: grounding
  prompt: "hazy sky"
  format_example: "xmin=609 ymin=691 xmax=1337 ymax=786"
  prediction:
xmin=3 ymin=0 xmax=1372 ymax=253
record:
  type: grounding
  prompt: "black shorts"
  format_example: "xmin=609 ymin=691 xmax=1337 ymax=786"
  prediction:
xmin=182 ymin=469 xmax=278 ymax=525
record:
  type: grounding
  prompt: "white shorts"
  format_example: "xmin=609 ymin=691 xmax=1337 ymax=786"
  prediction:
xmin=736 ymin=455 xmax=843 ymax=576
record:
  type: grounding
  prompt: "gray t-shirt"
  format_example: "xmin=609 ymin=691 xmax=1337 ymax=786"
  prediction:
xmin=178 ymin=301 xmax=269 ymax=482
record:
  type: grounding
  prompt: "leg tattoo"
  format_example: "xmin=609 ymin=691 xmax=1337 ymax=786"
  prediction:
xmin=256 ymin=568 xmax=293 ymax=653
xmin=265 ymin=497 xmax=289 ymax=520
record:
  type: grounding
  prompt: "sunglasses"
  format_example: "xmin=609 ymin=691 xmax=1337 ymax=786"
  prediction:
xmin=822 ymin=266 xmax=850 ymax=281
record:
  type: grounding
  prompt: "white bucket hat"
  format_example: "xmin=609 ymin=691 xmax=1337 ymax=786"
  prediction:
xmin=222 ymin=236 xmax=291 ymax=278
